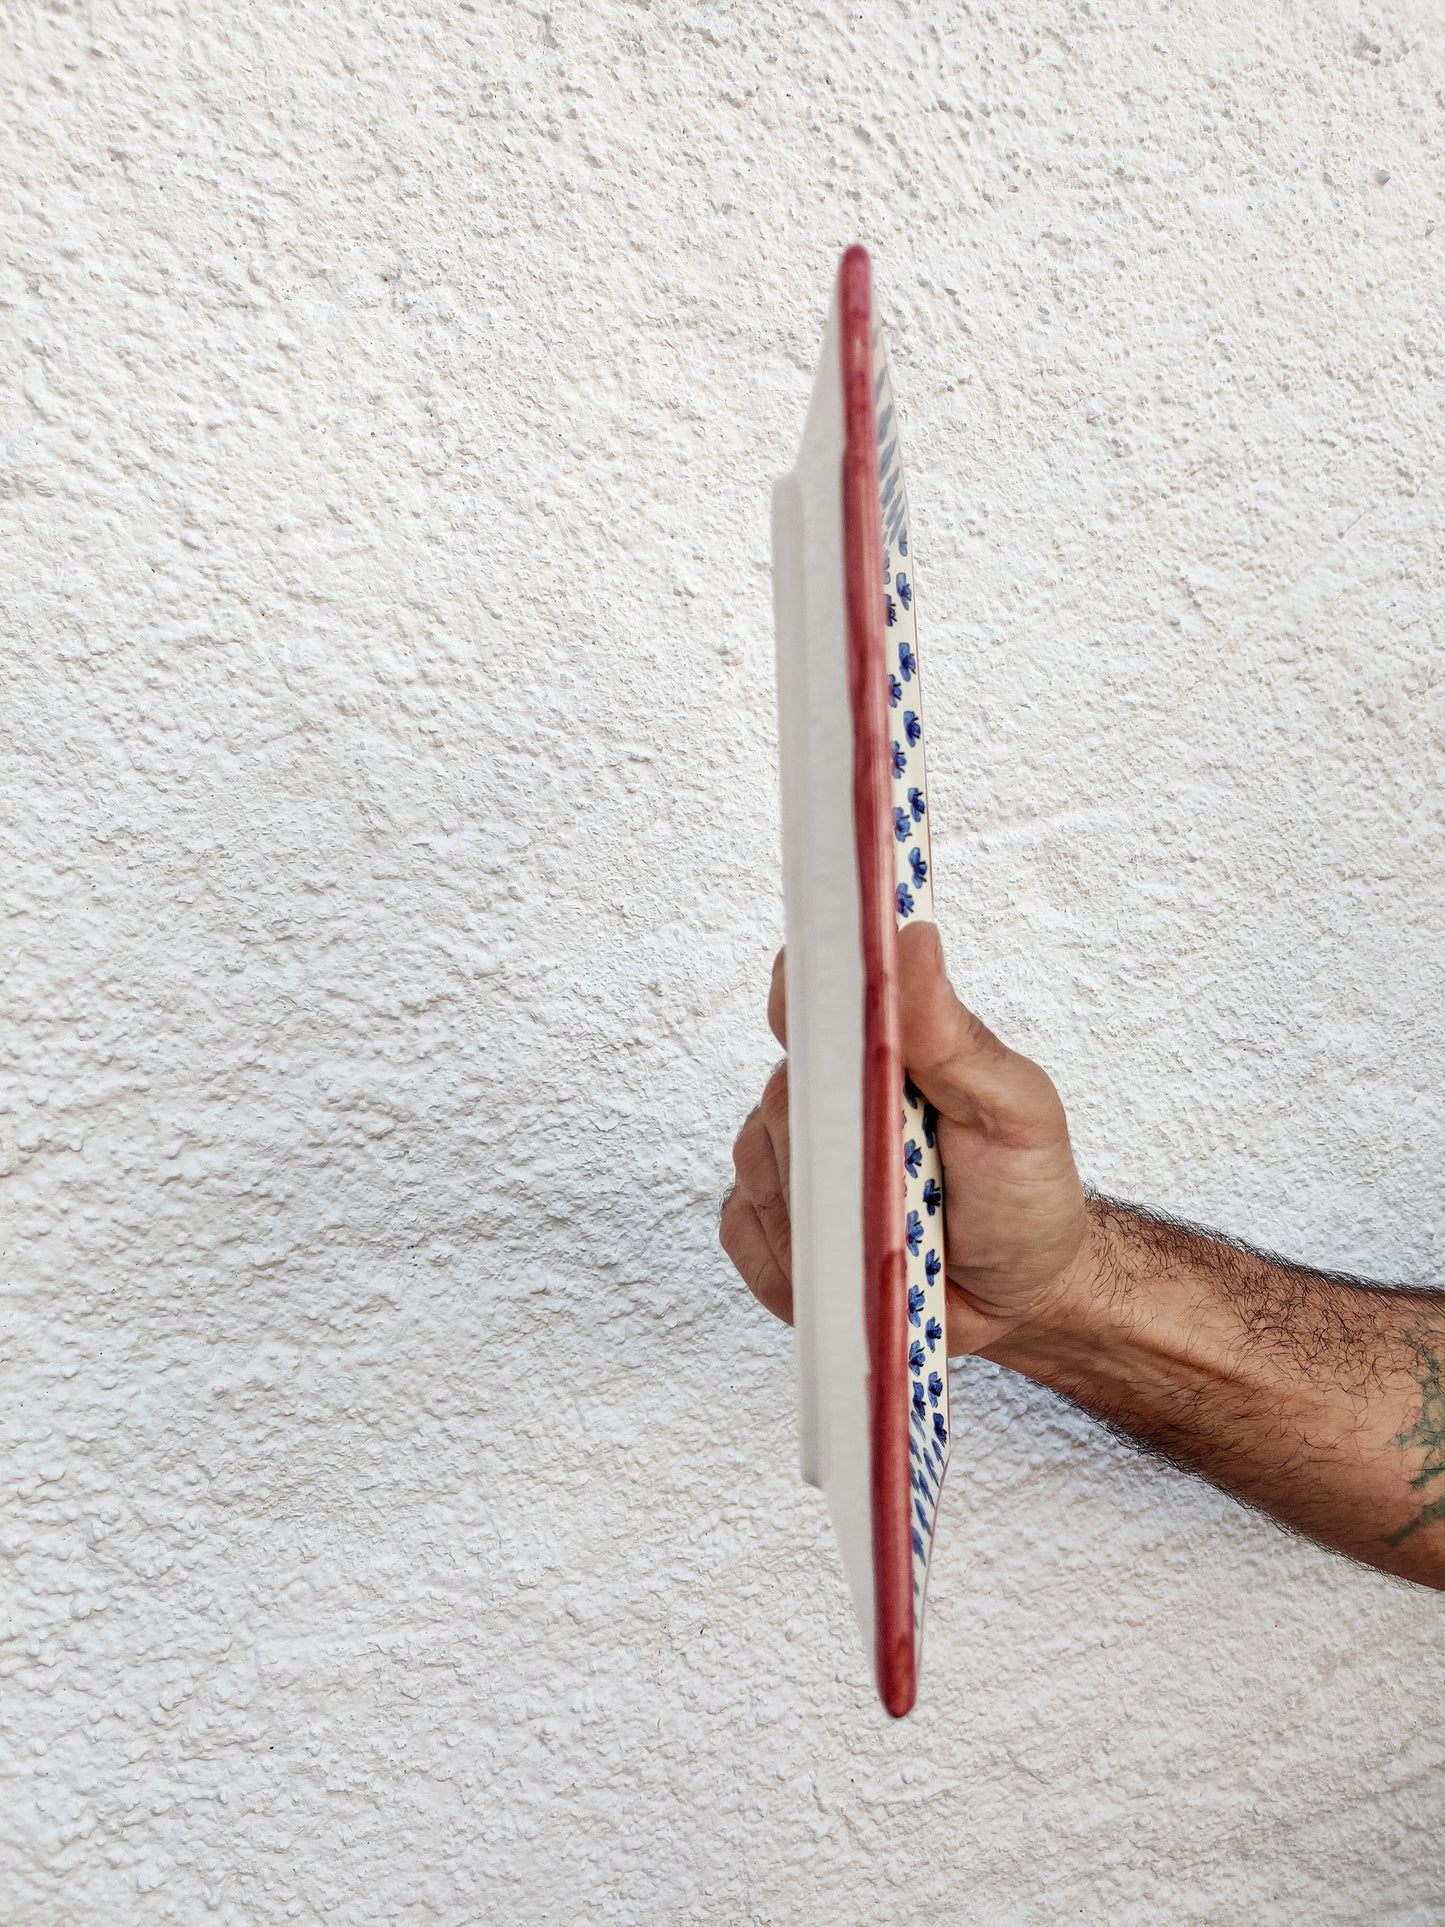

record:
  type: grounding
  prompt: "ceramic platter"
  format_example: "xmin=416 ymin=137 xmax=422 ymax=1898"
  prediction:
xmin=772 ymin=246 xmax=949 ymax=1717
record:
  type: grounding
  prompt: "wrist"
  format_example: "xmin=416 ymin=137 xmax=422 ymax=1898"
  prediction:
xmin=978 ymin=1196 xmax=1136 ymax=1382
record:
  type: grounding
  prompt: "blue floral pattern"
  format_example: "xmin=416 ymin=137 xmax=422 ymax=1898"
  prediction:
xmin=874 ymin=309 xmax=949 ymax=1652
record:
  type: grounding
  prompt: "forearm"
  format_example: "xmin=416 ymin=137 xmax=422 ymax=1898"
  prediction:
xmin=982 ymin=1196 xmax=1445 ymax=1587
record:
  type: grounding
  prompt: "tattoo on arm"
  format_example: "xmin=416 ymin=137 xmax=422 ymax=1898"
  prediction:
xmin=1385 ymin=1333 xmax=1445 ymax=1548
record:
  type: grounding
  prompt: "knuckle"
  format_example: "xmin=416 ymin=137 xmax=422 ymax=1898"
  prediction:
xmin=957 ymin=1004 xmax=1008 ymax=1065
xmin=760 ymin=1064 xmax=790 ymax=1123
xmin=731 ymin=1109 xmax=763 ymax=1170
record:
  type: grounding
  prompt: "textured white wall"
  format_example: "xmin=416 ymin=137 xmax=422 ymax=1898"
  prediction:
xmin=4 ymin=2 xmax=1444 ymax=1921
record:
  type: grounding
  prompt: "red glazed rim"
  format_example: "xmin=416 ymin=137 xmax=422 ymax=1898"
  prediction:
xmin=838 ymin=245 xmax=914 ymax=1719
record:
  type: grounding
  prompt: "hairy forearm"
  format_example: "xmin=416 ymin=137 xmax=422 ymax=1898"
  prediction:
xmin=981 ymin=1196 xmax=1445 ymax=1588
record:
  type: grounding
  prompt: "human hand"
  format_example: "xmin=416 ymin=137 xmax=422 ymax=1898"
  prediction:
xmin=719 ymin=921 xmax=1092 ymax=1356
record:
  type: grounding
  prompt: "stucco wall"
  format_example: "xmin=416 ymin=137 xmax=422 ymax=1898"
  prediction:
xmin=4 ymin=2 xmax=1444 ymax=1921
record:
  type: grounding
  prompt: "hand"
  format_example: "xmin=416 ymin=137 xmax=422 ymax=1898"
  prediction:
xmin=719 ymin=921 xmax=1092 ymax=1356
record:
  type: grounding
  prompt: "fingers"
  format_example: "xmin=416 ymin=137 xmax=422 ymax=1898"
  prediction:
xmin=767 ymin=948 xmax=787 ymax=1047
xmin=719 ymin=1188 xmax=793 ymax=1324
xmin=757 ymin=1059 xmax=791 ymax=1202
xmin=896 ymin=921 xmax=1065 ymax=1149
xmin=719 ymin=1059 xmax=795 ymax=1327
xmin=732 ymin=1068 xmax=792 ymax=1273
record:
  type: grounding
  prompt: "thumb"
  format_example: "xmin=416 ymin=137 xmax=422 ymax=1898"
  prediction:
xmin=896 ymin=922 xmax=1058 ymax=1147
